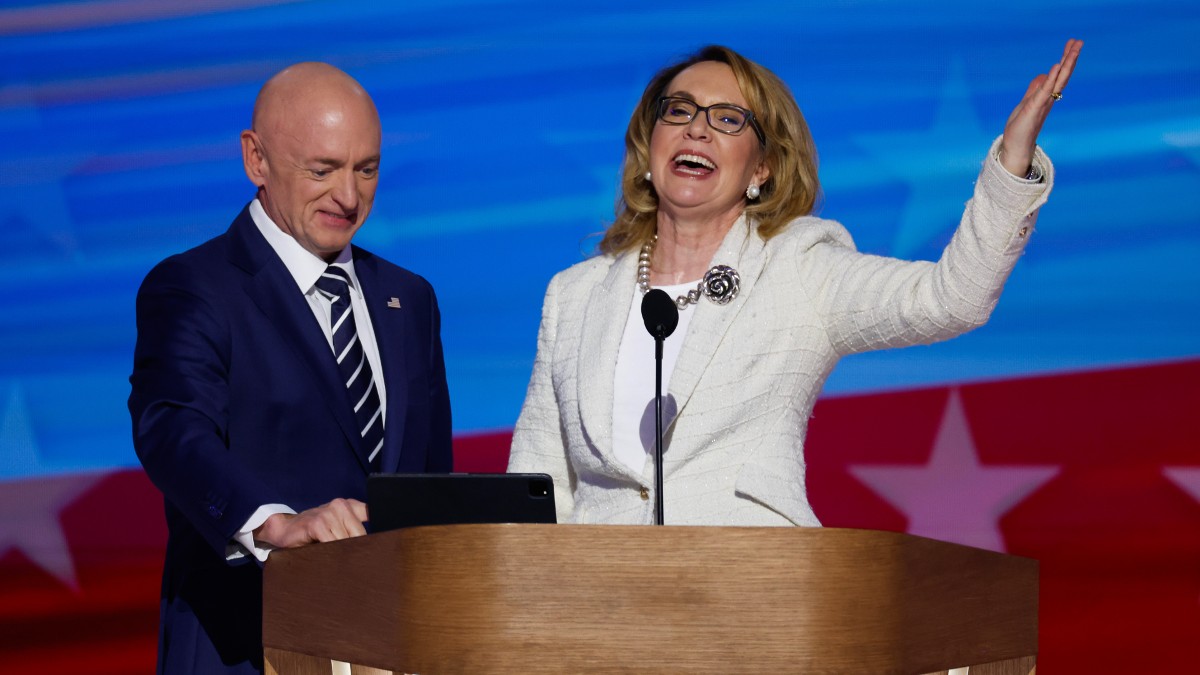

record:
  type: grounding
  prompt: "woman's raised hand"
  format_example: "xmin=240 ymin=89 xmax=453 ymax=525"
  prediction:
xmin=999 ymin=38 xmax=1083 ymax=177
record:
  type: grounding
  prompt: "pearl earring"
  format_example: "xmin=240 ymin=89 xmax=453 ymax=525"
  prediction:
xmin=644 ymin=171 xmax=652 ymax=182
xmin=745 ymin=183 xmax=761 ymax=200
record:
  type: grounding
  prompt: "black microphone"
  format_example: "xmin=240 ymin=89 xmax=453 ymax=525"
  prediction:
xmin=641 ymin=288 xmax=679 ymax=341
xmin=640 ymin=289 xmax=678 ymax=526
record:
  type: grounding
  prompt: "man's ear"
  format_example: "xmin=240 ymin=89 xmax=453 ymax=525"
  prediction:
xmin=241 ymin=130 xmax=267 ymax=188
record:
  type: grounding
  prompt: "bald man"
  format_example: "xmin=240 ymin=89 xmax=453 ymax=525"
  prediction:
xmin=128 ymin=63 xmax=453 ymax=674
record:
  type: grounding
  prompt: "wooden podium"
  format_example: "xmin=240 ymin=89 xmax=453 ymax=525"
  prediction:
xmin=263 ymin=524 xmax=1037 ymax=674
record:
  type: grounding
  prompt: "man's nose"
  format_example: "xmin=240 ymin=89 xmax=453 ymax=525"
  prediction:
xmin=330 ymin=170 xmax=358 ymax=210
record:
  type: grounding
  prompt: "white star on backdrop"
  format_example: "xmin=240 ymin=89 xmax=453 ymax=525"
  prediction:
xmin=1164 ymin=467 xmax=1200 ymax=504
xmin=2 ymin=383 xmax=51 ymax=478
xmin=1162 ymin=467 xmax=1200 ymax=605
xmin=850 ymin=389 xmax=1059 ymax=552
xmin=852 ymin=59 xmax=996 ymax=259
xmin=0 ymin=82 xmax=84 ymax=261
xmin=0 ymin=384 xmax=102 ymax=590
xmin=1164 ymin=130 xmax=1200 ymax=169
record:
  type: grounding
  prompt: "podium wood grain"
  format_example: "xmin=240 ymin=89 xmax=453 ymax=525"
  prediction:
xmin=263 ymin=524 xmax=1037 ymax=674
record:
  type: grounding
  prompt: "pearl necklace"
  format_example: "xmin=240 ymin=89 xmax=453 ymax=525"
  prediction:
xmin=636 ymin=235 xmax=741 ymax=310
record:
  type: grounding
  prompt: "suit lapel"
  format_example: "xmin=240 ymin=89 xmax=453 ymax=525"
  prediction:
xmin=576 ymin=251 xmax=639 ymax=464
xmin=227 ymin=208 xmax=369 ymax=472
xmin=353 ymin=251 xmax=408 ymax=474
xmin=668 ymin=217 xmax=768 ymax=423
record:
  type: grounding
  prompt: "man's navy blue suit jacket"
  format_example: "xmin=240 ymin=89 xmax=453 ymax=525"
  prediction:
xmin=128 ymin=205 xmax=453 ymax=674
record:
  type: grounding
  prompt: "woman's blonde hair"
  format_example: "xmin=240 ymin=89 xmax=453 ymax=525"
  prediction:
xmin=599 ymin=45 xmax=821 ymax=256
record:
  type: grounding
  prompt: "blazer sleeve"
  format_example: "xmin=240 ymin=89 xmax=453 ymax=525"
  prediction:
xmin=423 ymin=281 xmax=454 ymax=473
xmin=128 ymin=257 xmax=283 ymax=557
xmin=508 ymin=272 xmax=576 ymax=523
xmin=802 ymin=136 xmax=1053 ymax=355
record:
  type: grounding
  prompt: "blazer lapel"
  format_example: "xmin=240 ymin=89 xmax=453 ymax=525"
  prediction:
xmin=353 ymin=252 xmax=408 ymax=474
xmin=576 ymin=251 xmax=639 ymax=466
xmin=668 ymin=217 xmax=768 ymax=424
xmin=227 ymin=208 xmax=369 ymax=472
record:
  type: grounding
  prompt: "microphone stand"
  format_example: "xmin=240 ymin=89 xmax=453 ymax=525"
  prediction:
xmin=640 ymin=289 xmax=678 ymax=527
xmin=652 ymin=331 xmax=665 ymax=526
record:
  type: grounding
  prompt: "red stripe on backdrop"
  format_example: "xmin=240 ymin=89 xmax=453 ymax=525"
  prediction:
xmin=1 ymin=359 xmax=1197 ymax=672
xmin=804 ymin=359 xmax=1200 ymax=672
xmin=967 ymin=362 xmax=1200 ymax=672
xmin=0 ymin=471 xmax=164 ymax=674
xmin=452 ymin=430 xmax=513 ymax=474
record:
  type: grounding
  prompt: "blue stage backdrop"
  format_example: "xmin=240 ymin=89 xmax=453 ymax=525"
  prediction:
xmin=1 ymin=1 xmax=1198 ymax=673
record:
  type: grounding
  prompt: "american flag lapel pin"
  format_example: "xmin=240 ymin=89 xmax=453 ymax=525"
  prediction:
xmin=387 ymin=297 xmax=402 ymax=309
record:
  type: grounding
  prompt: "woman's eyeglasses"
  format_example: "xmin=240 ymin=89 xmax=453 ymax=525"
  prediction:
xmin=656 ymin=96 xmax=765 ymax=146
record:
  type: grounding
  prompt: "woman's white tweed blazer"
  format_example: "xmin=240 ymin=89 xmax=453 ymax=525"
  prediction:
xmin=509 ymin=139 xmax=1053 ymax=527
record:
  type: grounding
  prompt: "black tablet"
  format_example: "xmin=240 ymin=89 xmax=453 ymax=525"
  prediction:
xmin=366 ymin=472 xmax=556 ymax=533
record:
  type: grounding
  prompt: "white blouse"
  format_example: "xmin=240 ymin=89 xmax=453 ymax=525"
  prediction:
xmin=611 ymin=281 xmax=698 ymax=475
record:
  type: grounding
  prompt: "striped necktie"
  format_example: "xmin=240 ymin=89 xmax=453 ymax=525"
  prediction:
xmin=314 ymin=266 xmax=384 ymax=472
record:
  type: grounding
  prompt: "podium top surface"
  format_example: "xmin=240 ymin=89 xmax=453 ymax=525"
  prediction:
xmin=264 ymin=524 xmax=1037 ymax=673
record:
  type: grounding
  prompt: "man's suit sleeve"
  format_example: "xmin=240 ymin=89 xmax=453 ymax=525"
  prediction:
xmin=423 ymin=280 xmax=454 ymax=473
xmin=128 ymin=256 xmax=283 ymax=557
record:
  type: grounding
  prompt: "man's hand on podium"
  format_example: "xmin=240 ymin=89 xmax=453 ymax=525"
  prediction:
xmin=255 ymin=498 xmax=368 ymax=548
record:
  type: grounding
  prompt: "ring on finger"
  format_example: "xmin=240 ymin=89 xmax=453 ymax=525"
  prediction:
xmin=1050 ymin=91 xmax=1063 ymax=101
